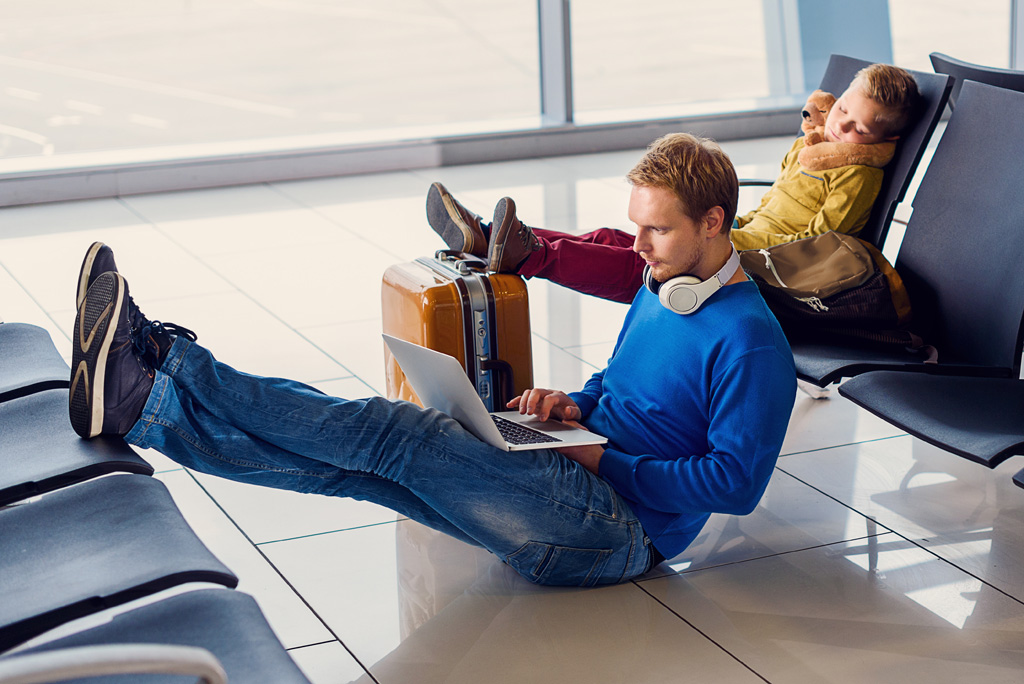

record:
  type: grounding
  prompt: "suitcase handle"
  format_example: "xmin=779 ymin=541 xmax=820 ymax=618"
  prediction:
xmin=480 ymin=358 xmax=515 ymax=405
xmin=434 ymin=250 xmax=488 ymax=274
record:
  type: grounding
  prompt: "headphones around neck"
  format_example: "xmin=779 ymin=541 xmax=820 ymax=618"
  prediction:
xmin=643 ymin=247 xmax=742 ymax=315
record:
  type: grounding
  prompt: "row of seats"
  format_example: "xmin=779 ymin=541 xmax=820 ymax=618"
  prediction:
xmin=0 ymin=322 xmax=312 ymax=682
xmin=784 ymin=54 xmax=1024 ymax=487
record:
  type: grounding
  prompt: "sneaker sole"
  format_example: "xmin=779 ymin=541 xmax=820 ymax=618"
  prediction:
xmin=488 ymin=197 xmax=515 ymax=271
xmin=69 ymin=272 xmax=125 ymax=438
xmin=426 ymin=183 xmax=474 ymax=253
xmin=76 ymin=241 xmax=106 ymax=311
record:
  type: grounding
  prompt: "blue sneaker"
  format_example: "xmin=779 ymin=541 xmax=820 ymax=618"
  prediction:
xmin=70 ymin=272 xmax=154 ymax=439
xmin=76 ymin=241 xmax=196 ymax=369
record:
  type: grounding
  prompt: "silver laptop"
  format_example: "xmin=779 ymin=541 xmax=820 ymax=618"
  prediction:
xmin=383 ymin=335 xmax=608 ymax=452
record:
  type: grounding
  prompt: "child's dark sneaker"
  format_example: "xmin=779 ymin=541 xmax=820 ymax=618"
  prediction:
xmin=69 ymin=272 xmax=154 ymax=439
xmin=426 ymin=182 xmax=489 ymax=257
xmin=488 ymin=197 xmax=540 ymax=273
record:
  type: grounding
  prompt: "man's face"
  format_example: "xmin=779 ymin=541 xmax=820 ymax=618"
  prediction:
xmin=823 ymin=86 xmax=896 ymax=144
xmin=629 ymin=185 xmax=708 ymax=283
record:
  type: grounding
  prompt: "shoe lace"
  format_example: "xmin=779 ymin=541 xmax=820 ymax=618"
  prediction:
xmin=517 ymin=223 xmax=540 ymax=251
xmin=126 ymin=295 xmax=197 ymax=358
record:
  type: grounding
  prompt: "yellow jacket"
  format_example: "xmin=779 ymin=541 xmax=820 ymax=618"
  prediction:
xmin=730 ymin=137 xmax=884 ymax=251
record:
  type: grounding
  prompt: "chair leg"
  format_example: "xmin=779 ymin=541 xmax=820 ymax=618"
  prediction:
xmin=798 ymin=379 xmax=831 ymax=400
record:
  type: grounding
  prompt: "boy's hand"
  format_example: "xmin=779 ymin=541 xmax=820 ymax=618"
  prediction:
xmin=507 ymin=388 xmax=582 ymax=423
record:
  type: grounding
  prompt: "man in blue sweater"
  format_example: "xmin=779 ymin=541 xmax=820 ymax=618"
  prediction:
xmin=70 ymin=133 xmax=796 ymax=587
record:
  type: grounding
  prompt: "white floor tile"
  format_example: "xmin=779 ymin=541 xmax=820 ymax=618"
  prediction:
xmin=287 ymin=641 xmax=369 ymax=684
xmin=641 ymin=535 xmax=1024 ymax=683
xmin=138 ymin=291 xmax=349 ymax=383
xmin=0 ymin=225 xmax=234 ymax=315
xmin=528 ymin=279 xmax=630 ymax=348
xmin=131 ymin=443 xmax=182 ymax=474
xmin=563 ymin=340 xmax=616 ymax=371
xmin=529 ymin=335 xmax=603 ymax=392
xmin=263 ymin=520 xmax=767 ymax=684
xmin=202 ymin=237 xmax=396 ymax=328
xmin=780 ymin=436 xmax=1024 ymax=601
xmin=155 ymin=470 xmax=334 ymax=649
xmin=273 ymin=171 xmax=427 ymax=208
xmin=125 ymin=185 xmax=352 ymax=258
xmin=300 ymin=195 xmax=444 ymax=263
xmin=0 ymin=197 xmax=143 ymax=239
xmin=300 ymin=319 xmax=389 ymax=396
xmin=190 ymin=469 xmax=399 ymax=545
xmin=781 ymin=390 xmax=906 ymax=455
xmin=311 ymin=375 xmax=382 ymax=400
xmin=650 ymin=469 xmax=887 ymax=579
xmin=0 ymin=269 xmax=67 ymax=351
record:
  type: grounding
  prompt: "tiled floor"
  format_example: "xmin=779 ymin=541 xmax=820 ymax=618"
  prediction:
xmin=4 ymin=132 xmax=1024 ymax=683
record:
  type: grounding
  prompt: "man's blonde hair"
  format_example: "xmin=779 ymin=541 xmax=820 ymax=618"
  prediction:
xmin=626 ymin=133 xmax=739 ymax=231
xmin=852 ymin=64 xmax=921 ymax=136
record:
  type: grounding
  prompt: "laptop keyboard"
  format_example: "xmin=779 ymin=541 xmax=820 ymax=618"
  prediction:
xmin=491 ymin=415 xmax=562 ymax=445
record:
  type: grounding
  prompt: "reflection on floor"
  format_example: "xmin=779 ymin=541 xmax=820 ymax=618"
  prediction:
xmin=4 ymin=132 xmax=1024 ymax=683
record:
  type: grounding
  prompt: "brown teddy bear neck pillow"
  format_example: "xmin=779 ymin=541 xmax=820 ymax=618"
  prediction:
xmin=797 ymin=89 xmax=896 ymax=172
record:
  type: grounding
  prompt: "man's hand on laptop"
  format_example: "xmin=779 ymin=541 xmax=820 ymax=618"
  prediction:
xmin=507 ymin=388 xmax=582 ymax=423
xmin=508 ymin=390 xmax=604 ymax=473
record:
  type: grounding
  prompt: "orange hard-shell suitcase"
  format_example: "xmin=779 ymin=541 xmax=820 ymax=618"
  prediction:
xmin=381 ymin=251 xmax=533 ymax=411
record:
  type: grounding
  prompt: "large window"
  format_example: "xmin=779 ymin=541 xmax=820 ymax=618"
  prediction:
xmin=1 ymin=0 xmax=539 ymax=159
xmin=571 ymin=0 xmax=771 ymax=123
xmin=0 ymin=0 xmax=1020 ymax=192
xmin=889 ymin=0 xmax=1011 ymax=71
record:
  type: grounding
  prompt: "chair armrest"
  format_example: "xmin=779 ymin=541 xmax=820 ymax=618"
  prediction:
xmin=739 ymin=178 xmax=773 ymax=187
xmin=0 ymin=644 xmax=226 ymax=684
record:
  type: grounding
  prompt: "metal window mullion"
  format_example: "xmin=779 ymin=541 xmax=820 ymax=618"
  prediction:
xmin=763 ymin=0 xmax=805 ymax=96
xmin=1013 ymin=0 xmax=1024 ymax=69
xmin=538 ymin=0 xmax=573 ymax=127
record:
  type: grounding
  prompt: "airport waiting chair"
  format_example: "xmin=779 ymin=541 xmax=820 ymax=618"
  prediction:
xmin=0 ymin=388 xmax=153 ymax=507
xmin=0 ymin=474 xmax=238 ymax=652
xmin=0 ymin=590 xmax=312 ymax=684
xmin=792 ymin=81 xmax=1024 ymax=387
xmin=0 ymin=323 xmax=69 ymax=403
xmin=838 ymin=373 xmax=1024 ymax=469
xmin=741 ymin=54 xmax=952 ymax=251
xmin=930 ymin=52 xmax=1024 ymax=108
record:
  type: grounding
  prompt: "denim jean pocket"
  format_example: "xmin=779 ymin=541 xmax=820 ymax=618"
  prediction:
xmin=506 ymin=541 xmax=614 ymax=587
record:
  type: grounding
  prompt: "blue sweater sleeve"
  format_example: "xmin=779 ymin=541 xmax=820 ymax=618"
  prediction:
xmin=568 ymin=370 xmax=603 ymax=419
xmin=597 ymin=346 xmax=795 ymax=516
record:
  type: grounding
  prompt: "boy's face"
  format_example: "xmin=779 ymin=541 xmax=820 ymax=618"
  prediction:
xmin=823 ymin=86 xmax=897 ymax=145
xmin=629 ymin=185 xmax=710 ymax=283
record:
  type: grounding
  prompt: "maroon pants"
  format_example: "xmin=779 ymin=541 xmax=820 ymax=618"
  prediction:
xmin=518 ymin=228 xmax=645 ymax=304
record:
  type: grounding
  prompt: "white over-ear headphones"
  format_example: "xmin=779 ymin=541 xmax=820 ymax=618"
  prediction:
xmin=643 ymin=247 xmax=742 ymax=315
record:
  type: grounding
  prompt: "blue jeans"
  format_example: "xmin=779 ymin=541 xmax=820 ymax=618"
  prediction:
xmin=126 ymin=338 xmax=655 ymax=587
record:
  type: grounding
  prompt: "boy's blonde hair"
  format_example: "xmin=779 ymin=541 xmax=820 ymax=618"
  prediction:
xmin=626 ymin=133 xmax=739 ymax=231
xmin=852 ymin=64 xmax=921 ymax=136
